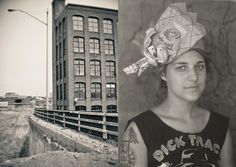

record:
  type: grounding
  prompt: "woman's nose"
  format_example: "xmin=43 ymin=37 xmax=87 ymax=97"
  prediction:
xmin=188 ymin=69 xmax=198 ymax=81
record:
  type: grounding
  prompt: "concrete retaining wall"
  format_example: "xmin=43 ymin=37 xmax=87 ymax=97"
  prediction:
xmin=29 ymin=117 xmax=94 ymax=156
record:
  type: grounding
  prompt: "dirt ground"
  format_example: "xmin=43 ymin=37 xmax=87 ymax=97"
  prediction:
xmin=1 ymin=151 xmax=116 ymax=167
xmin=0 ymin=109 xmax=118 ymax=167
xmin=0 ymin=108 xmax=31 ymax=163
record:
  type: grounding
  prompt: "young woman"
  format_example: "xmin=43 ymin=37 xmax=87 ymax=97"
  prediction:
xmin=119 ymin=3 xmax=234 ymax=167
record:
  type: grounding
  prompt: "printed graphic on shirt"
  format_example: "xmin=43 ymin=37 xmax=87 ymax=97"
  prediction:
xmin=153 ymin=134 xmax=220 ymax=166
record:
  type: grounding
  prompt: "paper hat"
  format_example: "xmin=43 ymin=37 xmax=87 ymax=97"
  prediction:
xmin=123 ymin=3 xmax=206 ymax=76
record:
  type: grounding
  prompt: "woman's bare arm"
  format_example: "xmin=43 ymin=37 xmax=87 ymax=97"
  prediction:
xmin=220 ymin=128 xmax=234 ymax=167
xmin=119 ymin=121 xmax=148 ymax=167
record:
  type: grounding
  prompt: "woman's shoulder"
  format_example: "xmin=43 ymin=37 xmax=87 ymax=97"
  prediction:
xmin=130 ymin=110 xmax=155 ymax=120
xmin=127 ymin=109 xmax=162 ymax=130
xmin=209 ymin=110 xmax=229 ymax=124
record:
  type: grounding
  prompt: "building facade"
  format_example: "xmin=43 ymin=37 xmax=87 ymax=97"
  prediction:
xmin=52 ymin=0 xmax=118 ymax=113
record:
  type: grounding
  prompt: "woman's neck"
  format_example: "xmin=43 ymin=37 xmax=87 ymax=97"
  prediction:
xmin=160 ymin=95 xmax=198 ymax=118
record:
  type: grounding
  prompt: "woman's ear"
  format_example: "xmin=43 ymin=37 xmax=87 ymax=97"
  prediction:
xmin=160 ymin=71 xmax=166 ymax=81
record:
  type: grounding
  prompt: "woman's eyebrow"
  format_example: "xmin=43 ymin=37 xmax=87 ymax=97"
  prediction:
xmin=174 ymin=60 xmax=205 ymax=65
xmin=173 ymin=62 xmax=188 ymax=65
xmin=196 ymin=60 xmax=205 ymax=64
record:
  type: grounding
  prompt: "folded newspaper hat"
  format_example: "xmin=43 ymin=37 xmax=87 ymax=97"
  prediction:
xmin=123 ymin=3 xmax=206 ymax=76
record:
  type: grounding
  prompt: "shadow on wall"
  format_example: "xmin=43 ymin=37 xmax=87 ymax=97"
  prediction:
xmin=118 ymin=0 xmax=236 ymax=161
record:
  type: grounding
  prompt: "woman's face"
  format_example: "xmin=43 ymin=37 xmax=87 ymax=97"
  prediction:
xmin=163 ymin=50 xmax=206 ymax=102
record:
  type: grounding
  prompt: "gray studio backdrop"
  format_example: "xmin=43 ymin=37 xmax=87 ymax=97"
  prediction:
xmin=118 ymin=0 xmax=236 ymax=161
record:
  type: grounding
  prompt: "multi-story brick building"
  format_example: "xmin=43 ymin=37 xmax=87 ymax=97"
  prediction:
xmin=52 ymin=0 xmax=118 ymax=113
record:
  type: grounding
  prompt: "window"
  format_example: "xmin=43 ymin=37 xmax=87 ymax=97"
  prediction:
xmin=59 ymin=42 xmax=62 ymax=58
xmin=64 ymin=83 xmax=67 ymax=100
xmin=89 ymin=38 xmax=99 ymax=54
xmin=59 ymin=63 xmax=62 ymax=79
xmin=91 ymin=83 xmax=101 ymax=99
xmin=59 ymin=22 xmax=62 ymax=39
xmin=56 ymin=85 xmax=59 ymax=100
xmin=103 ymin=19 xmax=113 ymax=34
xmin=63 ymin=39 xmax=66 ymax=56
xmin=56 ymin=65 xmax=58 ymax=80
xmin=63 ymin=61 xmax=66 ymax=78
xmin=73 ymin=15 xmax=83 ymax=31
xmin=107 ymin=105 xmax=117 ymax=113
xmin=62 ymin=17 xmax=66 ymax=34
xmin=74 ymin=59 xmax=85 ymax=76
xmin=106 ymin=83 xmax=116 ymax=98
xmin=75 ymin=105 xmax=86 ymax=111
xmin=91 ymin=105 xmax=102 ymax=112
xmin=74 ymin=82 xmax=86 ymax=99
xmin=56 ymin=45 xmax=58 ymax=60
xmin=104 ymin=40 xmax=114 ymax=55
xmin=60 ymin=84 xmax=63 ymax=100
xmin=88 ymin=17 xmax=98 ymax=32
xmin=106 ymin=61 xmax=115 ymax=77
xmin=73 ymin=37 xmax=84 ymax=53
xmin=90 ymin=60 xmax=100 ymax=76
xmin=55 ymin=26 xmax=58 ymax=43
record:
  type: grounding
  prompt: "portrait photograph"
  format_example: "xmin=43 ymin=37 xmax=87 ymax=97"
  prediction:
xmin=118 ymin=0 xmax=236 ymax=166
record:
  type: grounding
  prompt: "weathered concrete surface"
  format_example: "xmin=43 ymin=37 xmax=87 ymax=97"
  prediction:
xmin=0 ymin=110 xmax=118 ymax=166
xmin=0 ymin=109 xmax=31 ymax=163
xmin=118 ymin=0 xmax=236 ymax=163
xmin=1 ymin=151 xmax=116 ymax=167
xmin=29 ymin=115 xmax=118 ymax=155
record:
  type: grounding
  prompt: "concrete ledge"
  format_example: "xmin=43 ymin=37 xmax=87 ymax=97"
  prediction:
xmin=29 ymin=114 xmax=118 ymax=156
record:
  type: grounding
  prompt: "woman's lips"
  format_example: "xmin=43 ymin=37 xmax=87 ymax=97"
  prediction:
xmin=184 ymin=85 xmax=199 ymax=90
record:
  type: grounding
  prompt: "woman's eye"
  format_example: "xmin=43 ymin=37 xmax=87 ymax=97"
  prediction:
xmin=176 ymin=66 xmax=186 ymax=71
xmin=196 ymin=64 xmax=205 ymax=70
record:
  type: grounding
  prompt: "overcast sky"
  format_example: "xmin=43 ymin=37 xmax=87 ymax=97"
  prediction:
xmin=0 ymin=0 xmax=118 ymax=97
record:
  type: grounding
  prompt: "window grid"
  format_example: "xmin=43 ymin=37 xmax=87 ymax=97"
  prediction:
xmin=89 ymin=38 xmax=100 ymax=54
xmin=75 ymin=105 xmax=86 ymax=111
xmin=73 ymin=15 xmax=83 ymax=31
xmin=107 ymin=105 xmax=117 ymax=113
xmin=104 ymin=40 xmax=114 ymax=55
xmin=91 ymin=83 xmax=101 ymax=99
xmin=106 ymin=61 xmax=115 ymax=77
xmin=103 ymin=19 xmax=113 ymax=34
xmin=74 ymin=82 xmax=86 ymax=99
xmin=88 ymin=17 xmax=98 ymax=32
xmin=74 ymin=59 xmax=85 ymax=76
xmin=106 ymin=83 xmax=116 ymax=98
xmin=90 ymin=60 xmax=101 ymax=76
xmin=91 ymin=105 xmax=102 ymax=112
xmin=73 ymin=37 xmax=84 ymax=53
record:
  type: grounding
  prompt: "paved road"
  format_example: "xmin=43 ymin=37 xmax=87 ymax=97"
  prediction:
xmin=0 ymin=108 xmax=32 ymax=163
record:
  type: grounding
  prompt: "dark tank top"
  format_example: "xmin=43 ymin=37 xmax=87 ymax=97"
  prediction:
xmin=128 ymin=110 xmax=229 ymax=167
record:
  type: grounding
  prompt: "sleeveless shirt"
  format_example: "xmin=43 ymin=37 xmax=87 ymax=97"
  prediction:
xmin=128 ymin=110 xmax=229 ymax=167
